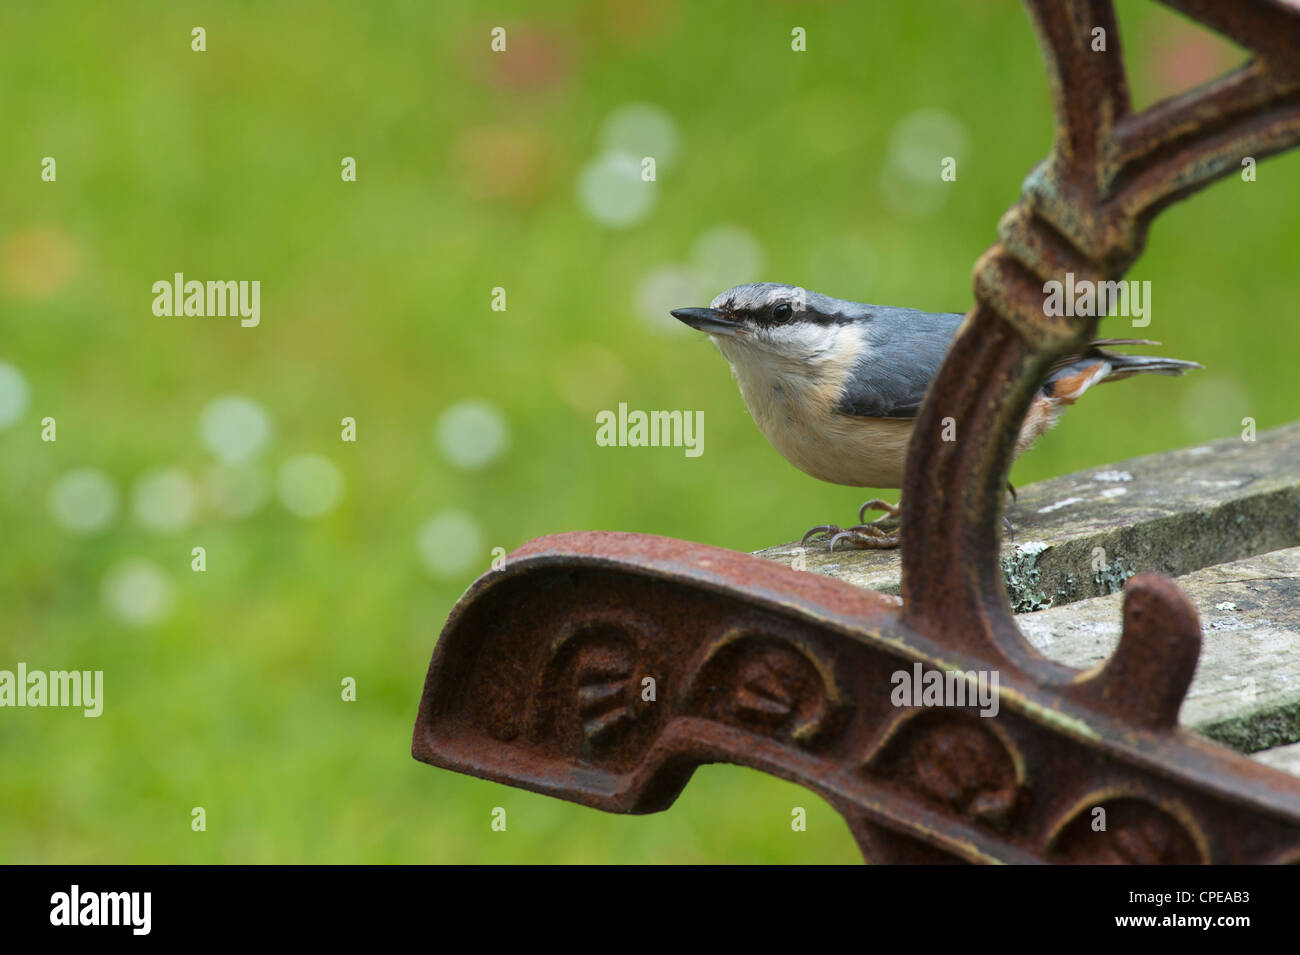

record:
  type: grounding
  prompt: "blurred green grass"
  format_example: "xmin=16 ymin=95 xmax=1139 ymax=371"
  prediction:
xmin=1 ymin=0 xmax=1297 ymax=863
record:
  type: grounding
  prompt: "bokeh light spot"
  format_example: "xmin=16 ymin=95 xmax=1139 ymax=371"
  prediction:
xmin=417 ymin=510 xmax=485 ymax=578
xmin=882 ymin=108 xmax=970 ymax=219
xmin=577 ymin=151 xmax=655 ymax=228
xmin=277 ymin=455 xmax=344 ymax=518
xmin=690 ymin=225 xmax=764 ymax=291
xmin=0 ymin=362 xmax=30 ymax=429
xmin=436 ymin=400 xmax=510 ymax=470
xmin=50 ymin=468 xmax=119 ymax=534
xmin=600 ymin=103 xmax=680 ymax=170
xmin=635 ymin=265 xmax=708 ymax=335
xmin=200 ymin=396 xmax=272 ymax=463
xmin=132 ymin=468 xmax=196 ymax=533
xmin=101 ymin=559 xmax=174 ymax=627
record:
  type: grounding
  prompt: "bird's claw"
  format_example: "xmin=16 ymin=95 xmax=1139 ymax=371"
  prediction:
xmin=829 ymin=523 xmax=901 ymax=551
xmin=801 ymin=524 xmax=841 ymax=544
xmin=804 ymin=499 xmax=903 ymax=551
xmin=828 ymin=531 xmax=853 ymax=552
xmin=857 ymin=498 xmax=902 ymax=524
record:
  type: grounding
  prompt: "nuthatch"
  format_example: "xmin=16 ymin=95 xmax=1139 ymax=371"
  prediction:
xmin=672 ymin=282 xmax=1201 ymax=550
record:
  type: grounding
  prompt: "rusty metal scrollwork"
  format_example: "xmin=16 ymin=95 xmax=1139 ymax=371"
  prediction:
xmin=413 ymin=1 xmax=1300 ymax=863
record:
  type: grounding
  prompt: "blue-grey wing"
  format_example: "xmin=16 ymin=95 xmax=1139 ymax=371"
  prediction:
xmin=834 ymin=307 xmax=965 ymax=419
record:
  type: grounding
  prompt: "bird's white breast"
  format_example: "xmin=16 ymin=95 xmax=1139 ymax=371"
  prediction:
xmin=714 ymin=324 xmax=914 ymax=488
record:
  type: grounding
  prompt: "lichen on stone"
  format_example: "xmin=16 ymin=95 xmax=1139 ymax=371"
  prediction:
xmin=1002 ymin=542 xmax=1056 ymax=613
xmin=1093 ymin=554 xmax=1136 ymax=595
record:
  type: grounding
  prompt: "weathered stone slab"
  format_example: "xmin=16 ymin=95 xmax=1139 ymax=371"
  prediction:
xmin=1254 ymin=741 xmax=1300 ymax=776
xmin=1016 ymin=547 xmax=1300 ymax=754
xmin=754 ymin=422 xmax=1300 ymax=611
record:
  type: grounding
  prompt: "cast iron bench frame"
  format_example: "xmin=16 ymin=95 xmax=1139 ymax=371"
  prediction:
xmin=413 ymin=0 xmax=1300 ymax=863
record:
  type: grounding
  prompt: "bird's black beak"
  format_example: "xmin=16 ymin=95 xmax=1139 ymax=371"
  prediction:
xmin=670 ymin=307 xmax=738 ymax=336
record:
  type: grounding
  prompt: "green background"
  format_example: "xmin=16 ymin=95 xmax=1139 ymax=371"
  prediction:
xmin=1 ymin=0 xmax=1295 ymax=863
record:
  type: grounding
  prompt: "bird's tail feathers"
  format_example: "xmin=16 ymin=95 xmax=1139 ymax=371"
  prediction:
xmin=1096 ymin=348 xmax=1204 ymax=382
xmin=1043 ymin=343 xmax=1201 ymax=404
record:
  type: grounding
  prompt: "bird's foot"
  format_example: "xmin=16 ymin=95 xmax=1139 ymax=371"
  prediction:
xmin=801 ymin=521 xmax=901 ymax=551
xmin=802 ymin=498 xmax=903 ymax=551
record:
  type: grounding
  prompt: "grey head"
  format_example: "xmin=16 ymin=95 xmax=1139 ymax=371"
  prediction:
xmin=669 ymin=282 xmax=877 ymax=365
xmin=672 ymin=282 xmax=866 ymax=335
xmin=671 ymin=282 xmax=967 ymax=419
